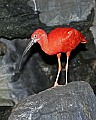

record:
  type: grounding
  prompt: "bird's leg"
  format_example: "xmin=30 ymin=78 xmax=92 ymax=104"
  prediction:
xmin=54 ymin=53 xmax=61 ymax=87
xmin=65 ymin=52 xmax=70 ymax=85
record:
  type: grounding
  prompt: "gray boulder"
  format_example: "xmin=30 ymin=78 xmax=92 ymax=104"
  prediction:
xmin=34 ymin=0 xmax=95 ymax=26
xmin=8 ymin=81 xmax=96 ymax=120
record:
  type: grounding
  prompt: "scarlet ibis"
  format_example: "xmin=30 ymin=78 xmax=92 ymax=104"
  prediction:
xmin=19 ymin=28 xmax=87 ymax=87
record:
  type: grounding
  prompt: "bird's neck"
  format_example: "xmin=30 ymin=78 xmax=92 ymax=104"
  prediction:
xmin=38 ymin=35 xmax=50 ymax=54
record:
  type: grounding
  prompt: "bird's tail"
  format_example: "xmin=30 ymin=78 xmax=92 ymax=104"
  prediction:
xmin=81 ymin=38 xmax=87 ymax=44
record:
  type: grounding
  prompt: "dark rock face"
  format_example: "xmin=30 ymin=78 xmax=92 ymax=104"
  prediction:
xmin=90 ymin=1 xmax=96 ymax=45
xmin=0 ymin=41 xmax=7 ymax=56
xmin=0 ymin=38 xmax=52 ymax=105
xmin=0 ymin=107 xmax=12 ymax=120
xmin=0 ymin=0 xmax=42 ymax=39
xmin=8 ymin=81 xmax=96 ymax=120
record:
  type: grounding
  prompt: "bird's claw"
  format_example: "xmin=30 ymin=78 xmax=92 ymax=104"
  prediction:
xmin=53 ymin=82 xmax=59 ymax=88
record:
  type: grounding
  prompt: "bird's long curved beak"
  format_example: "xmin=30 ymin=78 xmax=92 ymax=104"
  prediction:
xmin=19 ymin=38 xmax=36 ymax=69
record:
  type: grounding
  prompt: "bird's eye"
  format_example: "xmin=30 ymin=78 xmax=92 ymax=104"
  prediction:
xmin=34 ymin=35 xmax=37 ymax=38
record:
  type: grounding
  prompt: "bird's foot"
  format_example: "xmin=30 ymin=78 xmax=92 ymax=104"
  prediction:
xmin=51 ymin=81 xmax=68 ymax=89
xmin=65 ymin=82 xmax=68 ymax=85
xmin=52 ymin=82 xmax=63 ymax=88
xmin=53 ymin=82 xmax=59 ymax=88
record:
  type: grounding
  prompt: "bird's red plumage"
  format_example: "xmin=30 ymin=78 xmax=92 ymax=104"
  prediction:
xmin=47 ymin=28 xmax=87 ymax=55
xmin=31 ymin=28 xmax=87 ymax=55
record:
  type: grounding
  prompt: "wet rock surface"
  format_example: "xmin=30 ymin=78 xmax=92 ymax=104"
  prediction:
xmin=0 ymin=107 xmax=12 ymax=120
xmin=8 ymin=81 xmax=96 ymax=120
xmin=0 ymin=38 xmax=53 ymax=106
xmin=0 ymin=0 xmax=42 ymax=39
xmin=90 ymin=1 xmax=96 ymax=45
xmin=35 ymin=0 xmax=95 ymax=26
xmin=0 ymin=41 xmax=7 ymax=56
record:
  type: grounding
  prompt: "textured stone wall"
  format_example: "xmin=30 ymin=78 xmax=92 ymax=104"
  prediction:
xmin=34 ymin=0 xmax=95 ymax=26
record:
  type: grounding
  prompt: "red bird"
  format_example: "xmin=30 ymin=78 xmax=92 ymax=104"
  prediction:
xmin=19 ymin=28 xmax=87 ymax=87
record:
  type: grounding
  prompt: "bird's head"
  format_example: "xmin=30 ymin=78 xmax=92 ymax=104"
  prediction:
xmin=31 ymin=29 xmax=47 ymax=43
xmin=19 ymin=29 xmax=47 ymax=69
